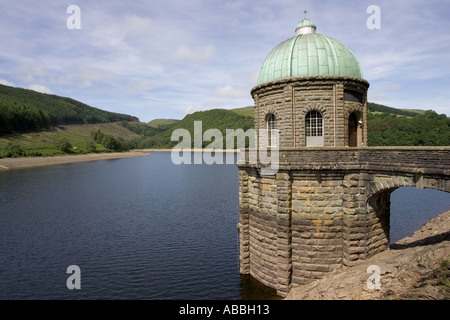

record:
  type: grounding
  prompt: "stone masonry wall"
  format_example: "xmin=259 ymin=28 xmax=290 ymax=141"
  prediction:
xmin=251 ymin=76 xmax=369 ymax=148
xmin=291 ymin=172 xmax=344 ymax=285
xmin=237 ymin=147 xmax=450 ymax=297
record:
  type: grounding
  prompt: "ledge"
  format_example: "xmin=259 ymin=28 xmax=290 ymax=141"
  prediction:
xmin=237 ymin=147 xmax=450 ymax=176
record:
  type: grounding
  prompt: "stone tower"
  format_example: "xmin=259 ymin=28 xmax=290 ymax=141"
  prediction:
xmin=238 ymin=14 xmax=450 ymax=299
xmin=252 ymin=16 xmax=369 ymax=149
xmin=237 ymin=16 xmax=372 ymax=297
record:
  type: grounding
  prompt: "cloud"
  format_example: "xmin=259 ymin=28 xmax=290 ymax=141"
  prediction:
xmin=123 ymin=14 xmax=153 ymax=37
xmin=15 ymin=62 xmax=49 ymax=83
xmin=0 ymin=79 xmax=15 ymax=87
xmin=181 ymin=105 xmax=204 ymax=115
xmin=213 ymin=85 xmax=248 ymax=99
xmin=0 ymin=0 xmax=448 ymax=120
xmin=180 ymin=99 xmax=224 ymax=115
xmin=246 ymin=71 xmax=259 ymax=85
xmin=368 ymin=84 xmax=401 ymax=101
xmin=28 ymin=84 xmax=53 ymax=94
xmin=75 ymin=65 xmax=120 ymax=88
xmin=172 ymin=44 xmax=217 ymax=63
xmin=132 ymin=79 xmax=155 ymax=93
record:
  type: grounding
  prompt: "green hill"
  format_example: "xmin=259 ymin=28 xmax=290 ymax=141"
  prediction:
xmin=0 ymin=83 xmax=447 ymax=158
xmin=0 ymin=84 xmax=138 ymax=135
xmin=367 ymin=109 xmax=449 ymax=146
xmin=147 ymin=118 xmax=180 ymax=128
xmin=229 ymin=106 xmax=255 ymax=118
xmin=400 ymin=109 xmax=426 ymax=115
xmin=136 ymin=103 xmax=448 ymax=148
xmin=0 ymin=122 xmax=141 ymax=157
xmin=0 ymin=84 xmax=142 ymax=157
xmin=133 ymin=109 xmax=254 ymax=149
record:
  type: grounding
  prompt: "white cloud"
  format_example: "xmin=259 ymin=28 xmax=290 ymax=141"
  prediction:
xmin=368 ymin=84 xmax=401 ymax=102
xmin=28 ymin=84 xmax=53 ymax=94
xmin=246 ymin=71 xmax=259 ymax=86
xmin=123 ymin=14 xmax=153 ymax=37
xmin=0 ymin=79 xmax=15 ymax=87
xmin=15 ymin=62 xmax=49 ymax=83
xmin=172 ymin=44 xmax=217 ymax=63
xmin=181 ymin=105 xmax=204 ymax=115
xmin=0 ymin=0 xmax=448 ymax=120
xmin=213 ymin=85 xmax=248 ymax=99
xmin=132 ymin=79 xmax=155 ymax=93
xmin=75 ymin=65 xmax=120 ymax=88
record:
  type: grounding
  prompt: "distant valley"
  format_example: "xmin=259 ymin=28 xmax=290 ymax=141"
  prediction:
xmin=0 ymin=84 xmax=448 ymax=158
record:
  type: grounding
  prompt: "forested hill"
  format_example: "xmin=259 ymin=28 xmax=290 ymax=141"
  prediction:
xmin=0 ymin=84 xmax=138 ymax=134
xmin=125 ymin=109 xmax=255 ymax=149
xmin=126 ymin=103 xmax=449 ymax=148
xmin=1 ymin=82 xmax=448 ymax=149
xmin=367 ymin=103 xmax=449 ymax=146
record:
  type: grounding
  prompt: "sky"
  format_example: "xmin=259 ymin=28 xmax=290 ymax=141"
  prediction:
xmin=0 ymin=0 xmax=449 ymax=122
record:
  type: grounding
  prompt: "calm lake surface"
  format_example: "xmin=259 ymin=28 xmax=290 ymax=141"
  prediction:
xmin=0 ymin=152 xmax=449 ymax=300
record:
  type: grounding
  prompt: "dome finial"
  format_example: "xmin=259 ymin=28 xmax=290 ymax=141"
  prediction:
xmin=295 ymin=10 xmax=316 ymax=35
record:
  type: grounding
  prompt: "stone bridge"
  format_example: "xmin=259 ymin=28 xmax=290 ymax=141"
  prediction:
xmin=237 ymin=147 xmax=450 ymax=297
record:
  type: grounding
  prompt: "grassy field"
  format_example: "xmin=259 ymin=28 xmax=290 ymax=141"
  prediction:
xmin=230 ymin=106 xmax=254 ymax=118
xmin=0 ymin=123 xmax=140 ymax=157
xmin=401 ymin=109 xmax=426 ymax=115
xmin=1 ymin=102 xmax=447 ymax=158
xmin=147 ymin=118 xmax=180 ymax=128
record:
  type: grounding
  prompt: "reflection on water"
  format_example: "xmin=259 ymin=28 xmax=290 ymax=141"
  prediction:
xmin=240 ymin=275 xmax=282 ymax=300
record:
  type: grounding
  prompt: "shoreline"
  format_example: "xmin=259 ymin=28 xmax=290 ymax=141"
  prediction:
xmin=0 ymin=148 xmax=241 ymax=171
xmin=139 ymin=148 xmax=240 ymax=153
xmin=0 ymin=150 xmax=151 ymax=171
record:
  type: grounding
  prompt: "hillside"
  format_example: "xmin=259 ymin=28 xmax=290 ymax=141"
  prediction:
xmin=129 ymin=109 xmax=254 ymax=149
xmin=229 ymin=106 xmax=254 ymax=118
xmin=0 ymin=84 xmax=143 ymax=157
xmin=0 ymin=84 xmax=138 ymax=135
xmin=136 ymin=102 xmax=449 ymax=148
xmin=147 ymin=118 xmax=180 ymax=128
xmin=0 ymin=83 xmax=448 ymax=157
xmin=0 ymin=123 xmax=141 ymax=157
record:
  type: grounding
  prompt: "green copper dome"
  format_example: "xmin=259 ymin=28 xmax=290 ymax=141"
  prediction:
xmin=296 ymin=18 xmax=316 ymax=30
xmin=257 ymin=18 xmax=363 ymax=85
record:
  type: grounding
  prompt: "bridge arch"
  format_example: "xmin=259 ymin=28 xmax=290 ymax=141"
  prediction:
xmin=366 ymin=173 xmax=450 ymax=197
xmin=390 ymin=187 xmax=450 ymax=243
xmin=362 ymin=173 xmax=450 ymax=254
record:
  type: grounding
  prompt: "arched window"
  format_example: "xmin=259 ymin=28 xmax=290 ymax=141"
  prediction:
xmin=266 ymin=113 xmax=277 ymax=147
xmin=305 ymin=111 xmax=324 ymax=146
xmin=348 ymin=112 xmax=358 ymax=147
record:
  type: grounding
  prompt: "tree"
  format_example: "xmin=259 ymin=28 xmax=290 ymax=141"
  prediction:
xmin=55 ymin=138 xmax=73 ymax=153
xmin=2 ymin=142 xmax=24 ymax=158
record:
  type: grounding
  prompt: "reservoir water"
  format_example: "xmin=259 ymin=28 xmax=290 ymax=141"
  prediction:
xmin=0 ymin=152 xmax=449 ymax=300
